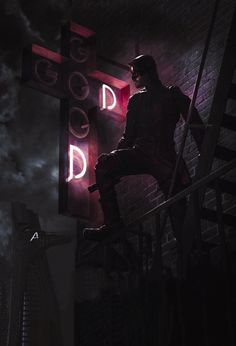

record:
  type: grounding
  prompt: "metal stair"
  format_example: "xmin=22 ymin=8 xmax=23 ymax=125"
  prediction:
xmin=207 ymin=179 xmax=236 ymax=195
xmin=221 ymin=113 xmax=236 ymax=131
xmin=181 ymin=5 xmax=236 ymax=273
xmin=201 ymin=207 xmax=236 ymax=227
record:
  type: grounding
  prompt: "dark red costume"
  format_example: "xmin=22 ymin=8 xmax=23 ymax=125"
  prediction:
xmin=84 ymin=55 xmax=205 ymax=241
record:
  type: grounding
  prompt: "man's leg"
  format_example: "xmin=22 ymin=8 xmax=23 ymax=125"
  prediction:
xmin=95 ymin=153 xmax=124 ymax=228
xmin=84 ymin=147 xmax=151 ymax=240
xmin=83 ymin=152 xmax=124 ymax=240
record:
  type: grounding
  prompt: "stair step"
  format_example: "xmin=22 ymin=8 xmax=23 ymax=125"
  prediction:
xmin=201 ymin=207 xmax=236 ymax=227
xmin=207 ymin=179 xmax=236 ymax=195
xmin=221 ymin=113 xmax=236 ymax=131
xmin=229 ymin=83 xmax=236 ymax=100
xmin=215 ymin=145 xmax=236 ymax=161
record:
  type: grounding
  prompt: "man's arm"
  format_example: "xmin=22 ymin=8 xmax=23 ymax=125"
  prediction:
xmin=117 ymin=95 xmax=136 ymax=149
xmin=171 ymin=86 xmax=206 ymax=152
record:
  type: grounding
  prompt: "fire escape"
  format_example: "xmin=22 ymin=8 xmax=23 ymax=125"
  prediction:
xmin=77 ymin=3 xmax=236 ymax=346
xmin=7 ymin=202 xmax=71 ymax=346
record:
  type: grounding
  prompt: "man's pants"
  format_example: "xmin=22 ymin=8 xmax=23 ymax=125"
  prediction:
xmin=95 ymin=146 xmax=191 ymax=240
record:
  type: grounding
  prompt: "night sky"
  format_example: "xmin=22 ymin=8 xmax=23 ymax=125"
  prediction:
xmin=0 ymin=0 xmax=74 ymax=254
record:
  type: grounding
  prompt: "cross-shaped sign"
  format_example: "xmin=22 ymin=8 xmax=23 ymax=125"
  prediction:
xmin=22 ymin=22 xmax=130 ymax=221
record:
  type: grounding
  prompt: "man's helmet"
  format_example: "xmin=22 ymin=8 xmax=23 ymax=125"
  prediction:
xmin=129 ymin=54 xmax=157 ymax=76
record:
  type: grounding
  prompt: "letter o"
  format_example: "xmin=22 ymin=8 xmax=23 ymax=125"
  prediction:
xmin=68 ymin=71 xmax=90 ymax=101
xmin=69 ymin=107 xmax=90 ymax=139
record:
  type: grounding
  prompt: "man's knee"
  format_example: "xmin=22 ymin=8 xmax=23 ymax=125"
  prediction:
xmin=95 ymin=154 xmax=108 ymax=174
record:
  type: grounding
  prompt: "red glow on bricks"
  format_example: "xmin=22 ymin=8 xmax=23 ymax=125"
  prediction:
xmin=88 ymin=70 xmax=128 ymax=89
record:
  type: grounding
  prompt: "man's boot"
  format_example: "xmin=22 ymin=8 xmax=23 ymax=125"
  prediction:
xmin=83 ymin=192 xmax=124 ymax=241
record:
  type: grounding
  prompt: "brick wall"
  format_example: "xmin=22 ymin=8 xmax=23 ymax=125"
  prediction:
xmin=75 ymin=0 xmax=236 ymax=344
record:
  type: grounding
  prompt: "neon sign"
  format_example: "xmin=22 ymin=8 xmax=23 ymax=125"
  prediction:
xmin=66 ymin=82 xmax=118 ymax=184
xmin=22 ymin=21 xmax=130 ymax=219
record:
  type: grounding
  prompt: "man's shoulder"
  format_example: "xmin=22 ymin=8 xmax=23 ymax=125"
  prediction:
xmin=130 ymin=88 xmax=147 ymax=98
xmin=128 ymin=89 xmax=147 ymax=104
xmin=166 ymin=85 xmax=182 ymax=95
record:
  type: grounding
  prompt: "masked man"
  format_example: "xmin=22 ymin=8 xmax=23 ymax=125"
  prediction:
xmin=83 ymin=54 xmax=205 ymax=241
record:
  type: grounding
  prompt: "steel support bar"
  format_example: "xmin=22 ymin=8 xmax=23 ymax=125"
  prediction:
xmin=215 ymin=179 xmax=235 ymax=346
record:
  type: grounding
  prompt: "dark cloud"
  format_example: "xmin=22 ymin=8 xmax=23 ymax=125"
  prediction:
xmin=0 ymin=63 xmax=19 ymax=123
xmin=0 ymin=4 xmax=68 ymax=254
xmin=0 ymin=1 xmax=74 ymax=254
xmin=0 ymin=1 xmax=43 ymax=68
xmin=0 ymin=204 xmax=12 ymax=256
xmin=18 ymin=0 xmax=71 ymax=41
xmin=0 ymin=86 xmax=60 ymax=211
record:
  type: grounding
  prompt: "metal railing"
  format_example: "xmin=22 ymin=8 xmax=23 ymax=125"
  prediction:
xmin=80 ymin=158 xmax=236 ymax=346
xmin=128 ymin=159 xmax=236 ymax=230
xmin=82 ymin=158 xmax=236 ymax=258
xmin=128 ymin=158 xmax=236 ymax=346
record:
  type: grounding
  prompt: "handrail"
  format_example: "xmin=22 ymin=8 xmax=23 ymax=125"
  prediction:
xmin=79 ymin=159 xmax=236 ymax=262
xmin=79 ymin=159 xmax=236 ymax=260
xmin=127 ymin=158 xmax=236 ymax=230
